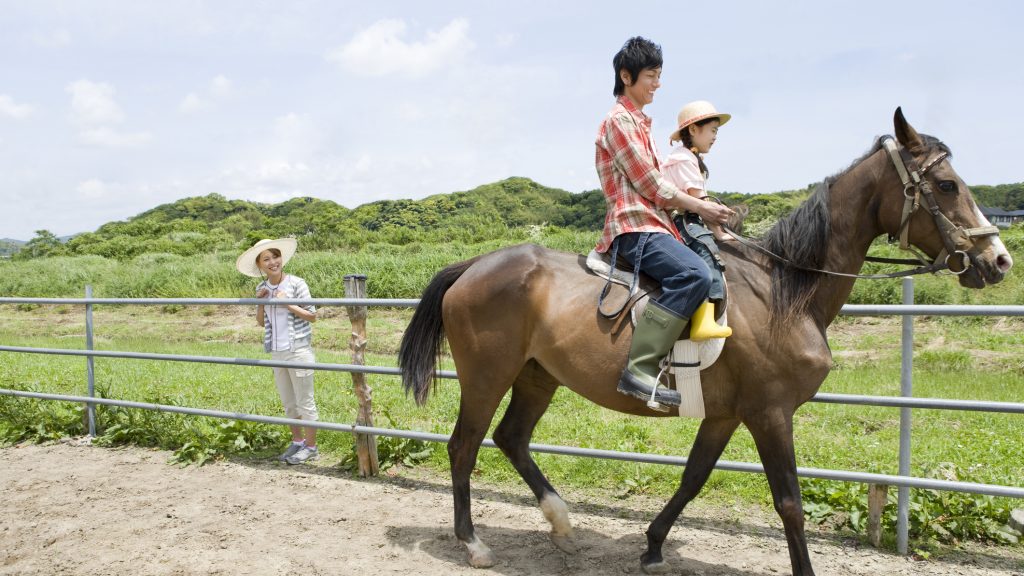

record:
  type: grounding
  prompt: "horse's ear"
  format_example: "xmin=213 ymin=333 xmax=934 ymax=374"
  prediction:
xmin=894 ymin=107 xmax=924 ymax=150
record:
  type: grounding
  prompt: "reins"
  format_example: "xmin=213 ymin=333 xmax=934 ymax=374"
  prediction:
xmin=721 ymin=136 xmax=999 ymax=280
xmin=722 ymin=219 xmax=945 ymax=279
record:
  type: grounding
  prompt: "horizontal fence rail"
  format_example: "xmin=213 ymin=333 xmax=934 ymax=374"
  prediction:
xmin=3 ymin=388 xmax=1022 ymax=500
xmin=0 ymin=345 xmax=1019 ymax=413
xmin=0 ymin=297 xmax=420 ymax=307
xmin=1 ymin=287 xmax=1022 ymax=555
xmin=6 ymin=298 xmax=1024 ymax=315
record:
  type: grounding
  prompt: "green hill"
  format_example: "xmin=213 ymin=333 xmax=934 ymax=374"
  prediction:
xmin=17 ymin=177 xmax=615 ymax=261
xmin=10 ymin=177 xmax=1023 ymax=261
xmin=0 ymin=239 xmax=24 ymax=259
xmin=972 ymin=183 xmax=1024 ymax=210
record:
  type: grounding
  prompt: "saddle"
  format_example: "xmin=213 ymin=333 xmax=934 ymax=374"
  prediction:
xmin=585 ymin=248 xmax=729 ymax=418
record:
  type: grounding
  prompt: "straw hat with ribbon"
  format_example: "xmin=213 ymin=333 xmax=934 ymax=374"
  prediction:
xmin=235 ymin=238 xmax=298 ymax=278
xmin=669 ymin=100 xmax=731 ymax=145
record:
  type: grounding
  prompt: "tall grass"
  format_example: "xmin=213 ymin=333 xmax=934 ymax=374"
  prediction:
xmin=2 ymin=226 xmax=1019 ymax=302
xmin=0 ymin=228 xmax=598 ymax=298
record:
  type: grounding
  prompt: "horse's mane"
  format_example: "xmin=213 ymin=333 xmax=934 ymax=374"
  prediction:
xmin=760 ymin=138 xmax=881 ymax=326
xmin=759 ymin=182 xmax=829 ymax=327
xmin=759 ymin=134 xmax=949 ymax=326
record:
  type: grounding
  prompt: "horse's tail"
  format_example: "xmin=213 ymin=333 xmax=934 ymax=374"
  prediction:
xmin=398 ymin=256 xmax=480 ymax=406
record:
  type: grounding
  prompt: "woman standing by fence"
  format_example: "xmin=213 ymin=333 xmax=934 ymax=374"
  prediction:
xmin=236 ymin=238 xmax=320 ymax=465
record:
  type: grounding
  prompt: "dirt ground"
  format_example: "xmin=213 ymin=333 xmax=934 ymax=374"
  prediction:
xmin=2 ymin=441 xmax=1022 ymax=576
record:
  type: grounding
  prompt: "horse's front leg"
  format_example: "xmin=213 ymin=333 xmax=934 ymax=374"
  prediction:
xmin=641 ymin=417 xmax=739 ymax=574
xmin=746 ymin=409 xmax=816 ymax=576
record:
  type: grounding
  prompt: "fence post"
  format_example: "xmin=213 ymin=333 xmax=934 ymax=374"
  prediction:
xmin=344 ymin=274 xmax=378 ymax=476
xmin=84 ymin=285 xmax=97 ymax=437
xmin=867 ymin=483 xmax=889 ymax=547
xmin=896 ymin=277 xmax=914 ymax=554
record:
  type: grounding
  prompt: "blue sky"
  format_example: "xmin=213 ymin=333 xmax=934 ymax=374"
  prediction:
xmin=1 ymin=1 xmax=1020 ymax=240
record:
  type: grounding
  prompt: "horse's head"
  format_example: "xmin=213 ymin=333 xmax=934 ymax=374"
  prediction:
xmin=876 ymin=107 xmax=1013 ymax=288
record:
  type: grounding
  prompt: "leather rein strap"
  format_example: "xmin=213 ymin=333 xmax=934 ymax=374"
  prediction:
xmin=723 ymin=136 xmax=999 ymax=280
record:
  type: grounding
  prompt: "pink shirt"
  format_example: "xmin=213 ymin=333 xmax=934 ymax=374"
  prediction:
xmin=594 ymin=97 xmax=683 ymax=253
xmin=662 ymin=145 xmax=706 ymax=196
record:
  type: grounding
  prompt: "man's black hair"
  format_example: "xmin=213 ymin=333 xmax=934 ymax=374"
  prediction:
xmin=612 ymin=37 xmax=663 ymax=96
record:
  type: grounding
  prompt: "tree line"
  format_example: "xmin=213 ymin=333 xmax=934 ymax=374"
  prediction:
xmin=9 ymin=177 xmax=1022 ymax=261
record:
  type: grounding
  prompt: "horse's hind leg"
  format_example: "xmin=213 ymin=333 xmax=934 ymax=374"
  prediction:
xmin=746 ymin=410 xmax=816 ymax=576
xmin=642 ymin=417 xmax=740 ymax=574
xmin=448 ymin=361 xmax=519 ymax=568
xmin=492 ymin=363 xmax=575 ymax=552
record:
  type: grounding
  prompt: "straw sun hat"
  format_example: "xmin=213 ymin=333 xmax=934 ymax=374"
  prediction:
xmin=235 ymin=238 xmax=297 ymax=278
xmin=669 ymin=100 xmax=731 ymax=145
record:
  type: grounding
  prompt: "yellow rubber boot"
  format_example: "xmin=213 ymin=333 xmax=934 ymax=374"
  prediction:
xmin=689 ymin=300 xmax=731 ymax=341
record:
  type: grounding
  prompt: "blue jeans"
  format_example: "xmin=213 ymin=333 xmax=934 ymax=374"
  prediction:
xmin=616 ymin=232 xmax=712 ymax=318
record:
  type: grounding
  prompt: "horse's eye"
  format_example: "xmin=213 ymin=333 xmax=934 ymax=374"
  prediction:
xmin=937 ymin=180 xmax=958 ymax=194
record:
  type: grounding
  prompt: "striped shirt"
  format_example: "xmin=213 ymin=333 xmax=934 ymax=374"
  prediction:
xmin=256 ymin=274 xmax=315 ymax=353
xmin=594 ymin=96 xmax=683 ymax=253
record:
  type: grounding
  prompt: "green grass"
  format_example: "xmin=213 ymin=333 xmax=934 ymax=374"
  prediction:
xmin=0 ymin=224 xmax=1021 ymax=302
xmin=2 ymin=306 xmax=1021 ymax=491
xmin=1 ymin=304 xmax=1022 ymax=552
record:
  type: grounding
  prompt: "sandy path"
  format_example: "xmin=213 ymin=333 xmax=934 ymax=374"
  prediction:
xmin=1 ymin=440 xmax=1021 ymax=576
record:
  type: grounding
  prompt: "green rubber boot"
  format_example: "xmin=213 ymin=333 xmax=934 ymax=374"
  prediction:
xmin=616 ymin=300 xmax=689 ymax=409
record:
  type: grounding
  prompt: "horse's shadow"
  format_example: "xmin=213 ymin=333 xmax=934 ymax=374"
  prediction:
xmin=228 ymin=456 xmax=1024 ymax=574
xmin=386 ymin=523 xmax=773 ymax=576
xmin=229 ymin=456 xmax=785 ymax=574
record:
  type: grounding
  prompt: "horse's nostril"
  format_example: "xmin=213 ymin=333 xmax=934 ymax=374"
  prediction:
xmin=996 ymin=254 xmax=1014 ymax=272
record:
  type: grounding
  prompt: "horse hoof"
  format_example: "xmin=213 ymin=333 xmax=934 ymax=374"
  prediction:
xmin=640 ymin=559 xmax=671 ymax=575
xmin=551 ymin=532 xmax=578 ymax=554
xmin=465 ymin=537 xmax=497 ymax=568
xmin=468 ymin=550 xmax=497 ymax=569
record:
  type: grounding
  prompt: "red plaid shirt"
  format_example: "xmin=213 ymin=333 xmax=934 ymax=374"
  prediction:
xmin=594 ymin=97 xmax=682 ymax=252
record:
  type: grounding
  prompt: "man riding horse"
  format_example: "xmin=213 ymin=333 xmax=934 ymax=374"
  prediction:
xmin=595 ymin=37 xmax=734 ymax=407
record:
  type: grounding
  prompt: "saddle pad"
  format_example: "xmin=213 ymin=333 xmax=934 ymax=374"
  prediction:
xmin=586 ymin=249 xmax=633 ymax=287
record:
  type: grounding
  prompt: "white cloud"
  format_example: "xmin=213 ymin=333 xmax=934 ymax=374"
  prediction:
xmin=205 ymin=112 xmax=326 ymax=201
xmin=495 ymin=32 xmax=517 ymax=48
xmin=66 ymin=80 xmax=124 ymax=125
xmin=76 ymin=179 xmax=107 ymax=199
xmin=179 ymin=93 xmax=206 ymax=114
xmin=0 ymin=94 xmax=33 ymax=119
xmin=31 ymin=28 xmax=72 ymax=49
xmin=64 ymin=79 xmax=151 ymax=148
xmin=210 ymin=75 xmax=231 ymax=98
xmin=327 ymin=18 xmax=473 ymax=78
xmin=78 ymin=127 xmax=152 ymax=148
xmin=179 ymin=75 xmax=232 ymax=114
xmin=254 ymin=112 xmax=324 ymax=160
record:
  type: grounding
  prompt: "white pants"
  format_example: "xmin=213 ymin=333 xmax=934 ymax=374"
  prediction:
xmin=271 ymin=345 xmax=318 ymax=421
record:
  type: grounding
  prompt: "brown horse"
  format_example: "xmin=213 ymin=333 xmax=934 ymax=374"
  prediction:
xmin=397 ymin=109 xmax=1013 ymax=575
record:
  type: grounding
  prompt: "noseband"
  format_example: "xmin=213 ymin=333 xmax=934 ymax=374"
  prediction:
xmin=881 ymin=136 xmax=999 ymax=275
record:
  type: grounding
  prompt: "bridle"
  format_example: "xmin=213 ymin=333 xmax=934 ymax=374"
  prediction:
xmin=723 ymin=136 xmax=1000 ymax=280
xmin=879 ymin=136 xmax=998 ymax=276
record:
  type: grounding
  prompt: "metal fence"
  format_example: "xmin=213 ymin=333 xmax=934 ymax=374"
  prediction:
xmin=1 ymin=277 xmax=1022 ymax=554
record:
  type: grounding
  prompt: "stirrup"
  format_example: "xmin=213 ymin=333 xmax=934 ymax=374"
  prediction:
xmin=616 ymin=367 xmax=681 ymax=410
xmin=646 ymin=365 xmax=672 ymax=412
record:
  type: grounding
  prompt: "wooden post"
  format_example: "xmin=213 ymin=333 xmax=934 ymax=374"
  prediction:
xmin=344 ymin=274 xmax=378 ymax=476
xmin=867 ymin=483 xmax=889 ymax=547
